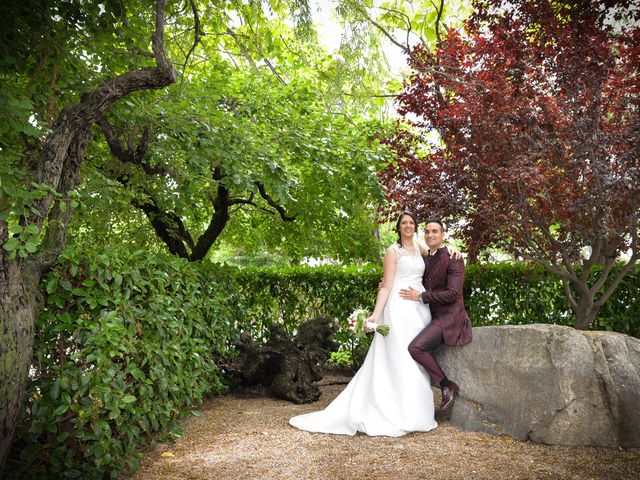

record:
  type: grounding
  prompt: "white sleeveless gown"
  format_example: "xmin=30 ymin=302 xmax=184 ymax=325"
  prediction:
xmin=289 ymin=245 xmax=437 ymax=436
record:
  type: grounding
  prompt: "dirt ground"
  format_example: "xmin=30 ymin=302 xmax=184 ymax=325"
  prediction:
xmin=130 ymin=372 xmax=640 ymax=480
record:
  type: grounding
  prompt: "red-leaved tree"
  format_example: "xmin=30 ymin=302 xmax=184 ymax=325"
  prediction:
xmin=380 ymin=0 xmax=640 ymax=329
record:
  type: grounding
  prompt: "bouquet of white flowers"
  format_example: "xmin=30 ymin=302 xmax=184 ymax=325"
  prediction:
xmin=347 ymin=308 xmax=390 ymax=338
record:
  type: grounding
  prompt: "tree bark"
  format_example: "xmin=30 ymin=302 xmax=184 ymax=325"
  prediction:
xmin=0 ymin=258 xmax=43 ymax=474
xmin=224 ymin=316 xmax=339 ymax=404
xmin=0 ymin=1 xmax=177 ymax=473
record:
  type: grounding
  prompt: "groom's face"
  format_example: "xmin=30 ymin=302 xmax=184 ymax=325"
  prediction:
xmin=424 ymin=222 xmax=444 ymax=250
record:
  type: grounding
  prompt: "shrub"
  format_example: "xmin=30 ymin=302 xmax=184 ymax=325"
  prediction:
xmin=10 ymin=248 xmax=234 ymax=479
xmin=12 ymin=256 xmax=638 ymax=478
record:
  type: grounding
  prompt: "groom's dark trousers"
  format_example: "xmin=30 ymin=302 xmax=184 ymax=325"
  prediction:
xmin=408 ymin=246 xmax=472 ymax=386
xmin=409 ymin=324 xmax=447 ymax=385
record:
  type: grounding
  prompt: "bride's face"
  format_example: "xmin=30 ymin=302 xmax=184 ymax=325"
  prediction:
xmin=398 ymin=215 xmax=416 ymax=238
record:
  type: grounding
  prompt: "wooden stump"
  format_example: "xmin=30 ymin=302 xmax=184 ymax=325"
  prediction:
xmin=224 ymin=316 xmax=339 ymax=404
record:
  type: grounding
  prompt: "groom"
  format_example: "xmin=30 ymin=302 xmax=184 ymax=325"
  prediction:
xmin=399 ymin=218 xmax=472 ymax=413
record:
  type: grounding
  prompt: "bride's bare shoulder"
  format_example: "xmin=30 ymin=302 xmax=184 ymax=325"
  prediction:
xmin=386 ymin=244 xmax=400 ymax=257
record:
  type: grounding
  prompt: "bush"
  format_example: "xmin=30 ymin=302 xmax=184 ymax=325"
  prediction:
xmin=228 ymin=264 xmax=380 ymax=337
xmin=464 ymin=262 xmax=640 ymax=337
xmin=10 ymin=248 xmax=236 ymax=479
xmin=12 ymin=255 xmax=638 ymax=478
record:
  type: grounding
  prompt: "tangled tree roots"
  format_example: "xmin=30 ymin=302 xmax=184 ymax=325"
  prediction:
xmin=224 ymin=316 xmax=339 ymax=404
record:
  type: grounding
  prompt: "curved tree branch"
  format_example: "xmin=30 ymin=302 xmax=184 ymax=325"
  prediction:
xmin=225 ymin=26 xmax=260 ymax=73
xmin=433 ymin=0 xmax=445 ymax=45
xmin=29 ymin=0 xmax=177 ymax=233
xmin=183 ymin=0 xmax=204 ymax=73
xmin=131 ymin=195 xmax=193 ymax=259
xmin=97 ymin=117 xmax=167 ymax=176
xmin=361 ymin=9 xmax=409 ymax=53
xmin=98 ymin=117 xmax=195 ymax=257
xmin=255 ymin=182 xmax=296 ymax=221
xmin=189 ymin=177 xmax=232 ymax=260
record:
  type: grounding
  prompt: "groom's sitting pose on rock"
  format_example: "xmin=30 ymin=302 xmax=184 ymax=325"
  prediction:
xmin=399 ymin=217 xmax=472 ymax=413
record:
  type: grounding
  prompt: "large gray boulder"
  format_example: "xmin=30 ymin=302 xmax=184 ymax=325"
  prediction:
xmin=434 ymin=324 xmax=640 ymax=447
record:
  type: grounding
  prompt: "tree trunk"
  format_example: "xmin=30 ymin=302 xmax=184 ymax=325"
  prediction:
xmin=0 ymin=1 xmax=176 ymax=473
xmin=224 ymin=316 xmax=339 ymax=404
xmin=574 ymin=294 xmax=599 ymax=330
xmin=0 ymin=260 xmax=42 ymax=471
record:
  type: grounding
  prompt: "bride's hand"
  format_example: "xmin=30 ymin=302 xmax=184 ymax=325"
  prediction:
xmin=364 ymin=316 xmax=378 ymax=332
xmin=447 ymin=246 xmax=463 ymax=260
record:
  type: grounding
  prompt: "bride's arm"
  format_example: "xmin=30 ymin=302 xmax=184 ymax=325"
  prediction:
xmin=367 ymin=248 xmax=397 ymax=324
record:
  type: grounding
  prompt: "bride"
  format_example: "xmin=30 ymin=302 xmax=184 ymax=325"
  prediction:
xmin=289 ymin=211 xmax=453 ymax=437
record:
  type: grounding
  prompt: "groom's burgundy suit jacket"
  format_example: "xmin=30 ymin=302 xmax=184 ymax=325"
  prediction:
xmin=420 ymin=246 xmax=473 ymax=346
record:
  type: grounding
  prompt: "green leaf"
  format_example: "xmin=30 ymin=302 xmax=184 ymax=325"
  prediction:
xmin=54 ymin=404 xmax=69 ymax=417
xmin=2 ymin=237 xmax=19 ymax=252
xmin=50 ymin=380 xmax=61 ymax=401
xmin=46 ymin=278 xmax=58 ymax=294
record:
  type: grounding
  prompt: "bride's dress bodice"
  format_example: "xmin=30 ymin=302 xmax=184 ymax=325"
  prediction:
xmin=389 ymin=244 xmax=426 ymax=292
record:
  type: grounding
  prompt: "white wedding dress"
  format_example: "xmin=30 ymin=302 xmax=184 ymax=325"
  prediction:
xmin=289 ymin=243 xmax=437 ymax=436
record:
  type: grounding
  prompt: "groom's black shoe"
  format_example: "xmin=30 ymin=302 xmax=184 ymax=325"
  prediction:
xmin=440 ymin=382 xmax=459 ymax=413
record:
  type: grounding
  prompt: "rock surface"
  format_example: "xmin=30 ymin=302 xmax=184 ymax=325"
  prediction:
xmin=434 ymin=324 xmax=640 ymax=447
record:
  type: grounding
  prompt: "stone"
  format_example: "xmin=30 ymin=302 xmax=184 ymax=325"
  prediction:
xmin=434 ymin=324 xmax=640 ymax=447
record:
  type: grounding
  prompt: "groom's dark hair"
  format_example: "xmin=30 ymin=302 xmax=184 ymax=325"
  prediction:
xmin=424 ymin=217 xmax=445 ymax=232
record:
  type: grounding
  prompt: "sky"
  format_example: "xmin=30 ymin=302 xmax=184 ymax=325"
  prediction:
xmin=311 ymin=0 xmax=412 ymax=77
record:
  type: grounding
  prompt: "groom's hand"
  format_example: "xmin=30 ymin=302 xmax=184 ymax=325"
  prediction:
xmin=399 ymin=286 xmax=421 ymax=302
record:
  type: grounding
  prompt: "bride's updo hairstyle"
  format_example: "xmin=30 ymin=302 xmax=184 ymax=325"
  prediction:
xmin=395 ymin=210 xmax=419 ymax=247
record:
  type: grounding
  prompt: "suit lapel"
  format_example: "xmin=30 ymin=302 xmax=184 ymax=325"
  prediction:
xmin=425 ymin=248 xmax=446 ymax=281
xmin=423 ymin=254 xmax=435 ymax=278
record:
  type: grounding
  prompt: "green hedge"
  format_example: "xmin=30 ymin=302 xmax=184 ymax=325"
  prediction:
xmin=229 ymin=264 xmax=380 ymax=338
xmin=12 ymin=255 xmax=639 ymax=479
xmin=10 ymin=249 xmax=238 ymax=479
xmin=464 ymin=263 xmax=640 ymax=337
xmin=226 ymin=261 xmax=640 ymax=338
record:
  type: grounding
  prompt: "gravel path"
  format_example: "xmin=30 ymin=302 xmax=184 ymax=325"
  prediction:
xmin=129 ymin=372 xmax=640 ymax=479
